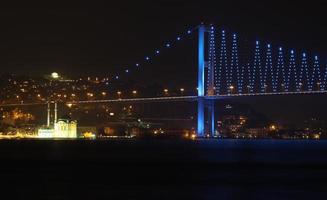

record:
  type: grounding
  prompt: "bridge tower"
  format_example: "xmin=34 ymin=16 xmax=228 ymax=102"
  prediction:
xmin=197 ymin=24 xmax=216 ymax=137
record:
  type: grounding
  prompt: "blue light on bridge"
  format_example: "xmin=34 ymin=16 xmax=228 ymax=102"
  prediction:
xmin=197 ymin=25 xmax=205 ymax=137
xmin=262 ymin=43 xmax=272 ymax=93
xmin=198 ymin=26 xmax=205 ymax=97
xmin=285 ymin=49 xmax=296 ymax=92
xmin=217 ymin=29 xmax=227 ymax=94
xmin=251 ymin=40 xmax=261 ymax=93
xmin=108 ymin=23 xmax=327 ymax=100
xmin=274 ymin=47 xmax=284 ymax=92
xmin=312 ymin=56 xmax=322 ymax=91
xmin=207 ymin=25 xmax=217 ymax=95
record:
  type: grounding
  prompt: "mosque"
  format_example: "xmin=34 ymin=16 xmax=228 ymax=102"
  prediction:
xmin=38 ymin=102 xmax=77 ymax=138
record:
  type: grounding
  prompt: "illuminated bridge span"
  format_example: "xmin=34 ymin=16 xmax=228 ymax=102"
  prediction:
xmin=1 ymin=23 xmax=327 ymax=137
xmin=193 ymin=24 xmax=327 ymax=137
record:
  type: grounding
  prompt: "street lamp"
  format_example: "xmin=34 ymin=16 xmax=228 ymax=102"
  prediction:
xmin=180 ymin=88 xmax=185 ymax=96
xmin=117 ymin=91 xmax=122 ymax=99
xmin=229 ymin=85 xmax=235 ymax=94
xmin=317 ymin=82 xmax=321 ymax=90
xmin=247 ymin=85 xmax=251 ymax=93
xmin=298 ymin=83 xmax=303 ymax=91
xmin=164 ymin=89 xmax=169 ymax=96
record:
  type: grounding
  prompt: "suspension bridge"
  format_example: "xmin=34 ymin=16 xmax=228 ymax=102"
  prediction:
xmin=1 ymin=24 xmax=327 ymax=137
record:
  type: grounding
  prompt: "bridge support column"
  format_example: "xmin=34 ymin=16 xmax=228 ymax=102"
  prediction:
xmin=197 ymin=97 xmax=205 ymax=137
xmin=197 ymin=25 xmax=205 ymax=137
xmin=208 ymin=100 xmax=215 ymax=137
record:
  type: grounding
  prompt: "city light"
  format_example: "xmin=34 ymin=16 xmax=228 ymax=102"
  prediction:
xmin=270 ymin=125 xmax=277 ymax=131
xmin=51 ymin=72 xmax=59 ymax=79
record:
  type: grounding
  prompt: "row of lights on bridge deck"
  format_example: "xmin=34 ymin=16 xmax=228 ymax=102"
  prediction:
xmin=88 ymin=88 xmax=187 ymax=98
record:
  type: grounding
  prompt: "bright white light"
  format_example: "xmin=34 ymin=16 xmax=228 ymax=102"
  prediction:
xmin=51 ymin=72 xmax=59 ymax=79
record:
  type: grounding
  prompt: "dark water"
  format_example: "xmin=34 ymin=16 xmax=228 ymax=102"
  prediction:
xmin=1 ymin=139 xmax=327 ymax=199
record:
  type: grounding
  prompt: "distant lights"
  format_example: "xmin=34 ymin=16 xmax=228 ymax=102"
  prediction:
xmin=177 ymin=37 xmax=181 ymax=41
xmin=279 ymin=47 xmax=283 ymax=51
xmin=166 ymin=43 xmax=171 ymax=47
xmin=125 ymin=69 xmax=129 ymax=73
xmin=145 ymin=56 xmax=150 ymax=61
xmin=187 ymin=30 xmax=191 ymax=34
xmin=135 ymin=63 xmax=140 ymax=67
xmin=156 ymin=50 xmax=160 ymax=54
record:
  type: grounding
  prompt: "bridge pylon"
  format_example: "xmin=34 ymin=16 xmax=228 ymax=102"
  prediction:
xmin=197 ymin=24 xmax=216 ymax=138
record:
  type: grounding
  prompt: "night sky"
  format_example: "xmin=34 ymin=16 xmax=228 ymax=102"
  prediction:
xmin=1 ymin=0 xmax=327 ymax=124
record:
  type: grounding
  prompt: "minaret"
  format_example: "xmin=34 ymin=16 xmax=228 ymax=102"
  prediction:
xmin=47 ymin=102 xmax=50 ymax=127
xmin=54 ymin=102 xmax=58 ymax=124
